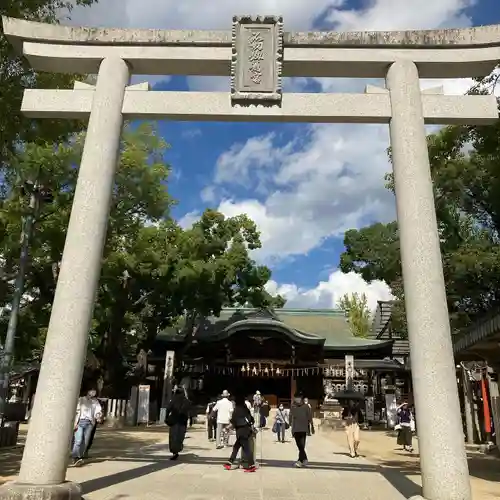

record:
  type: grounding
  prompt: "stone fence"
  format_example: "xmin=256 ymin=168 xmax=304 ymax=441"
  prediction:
xmin=101 ymin=398 xmax=128 ymax=428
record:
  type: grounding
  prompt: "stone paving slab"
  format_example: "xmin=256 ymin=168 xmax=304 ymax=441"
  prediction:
xmin=66 ymin=425 xmax=407 ymax=500
xmin=325 ymin=426 xmax=500 ymax=500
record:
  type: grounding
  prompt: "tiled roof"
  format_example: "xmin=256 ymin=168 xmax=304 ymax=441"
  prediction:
xmin=158 ymin=307 xmax=393 ymax=351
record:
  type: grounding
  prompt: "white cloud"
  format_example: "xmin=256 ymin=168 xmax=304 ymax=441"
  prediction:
xmin=178 ymin=210 xmax=200 ymax=229
xmin=68 ymin=0 xmax=343 ymax=30
xmin=266 ymin=270 xmax=394 ymax=311
xmin=215 ymin=133 xmax=293 ymax=185
xmin=211 ymin=123 xmax=394 ymax=262
xmin=325 ymin=0 xmax=474 ymax=31
xmin=187 ymin=2 xmax=495 ymax=264
xmin=66 ymin=0 xmax=492 ymax=304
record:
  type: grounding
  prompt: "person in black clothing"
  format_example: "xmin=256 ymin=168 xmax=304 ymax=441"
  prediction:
xmin=206 ymin=397 xmax=218 ymax=441
xmin=260 ymin=399 xmax=270 ymax=428
xmin=290 ymin=392 xmax=312 ymax=468
xmin=341 ymin=400 xmax=364 ymax=458
xmin=165 ymin=386 xmax=191 ymax=460
xmin=224 ymin=394 xmax=256 ymax=472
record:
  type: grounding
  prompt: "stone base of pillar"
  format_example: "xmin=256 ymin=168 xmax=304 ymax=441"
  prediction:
xmin=0 ymin=481 xmax=81 ymax=499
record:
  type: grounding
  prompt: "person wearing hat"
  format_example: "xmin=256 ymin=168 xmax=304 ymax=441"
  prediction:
xmin=213 ymin=390 xmax=233 ymax=449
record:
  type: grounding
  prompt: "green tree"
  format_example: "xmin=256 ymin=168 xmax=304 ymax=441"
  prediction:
xmin=1 ymin=0 xmax=97 ymax=171
xmin=0 ymin=123 xmax=284 ymax=395
xmin=337 ymin=292 xmax=371 ymax=338
xmin=340 ymin=69 xmax=500 ymax=335
xmin=0 ymin=122 xmax=173 ymax=360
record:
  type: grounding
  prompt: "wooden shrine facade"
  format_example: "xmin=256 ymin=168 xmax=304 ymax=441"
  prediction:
xmin=150 ymin=307 xmax=407 ymax=408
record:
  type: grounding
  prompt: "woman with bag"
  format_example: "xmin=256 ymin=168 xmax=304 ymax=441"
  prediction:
xmin=273 ymin=404 xmax=289 ymax=442
xmin=396 ymin=402 xmax=414 ymax=452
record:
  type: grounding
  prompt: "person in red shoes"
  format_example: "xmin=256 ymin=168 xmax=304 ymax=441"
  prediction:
xmin=223 ymin=393 xmax=256 ymax=472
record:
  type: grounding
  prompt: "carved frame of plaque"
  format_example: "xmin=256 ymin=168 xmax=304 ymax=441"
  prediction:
xmin=231 ymin=15 xmax=284 ymax=104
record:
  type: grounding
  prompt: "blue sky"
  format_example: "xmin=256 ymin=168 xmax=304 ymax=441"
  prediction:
xmin=70 ymin=0 xmax=500 ymax=310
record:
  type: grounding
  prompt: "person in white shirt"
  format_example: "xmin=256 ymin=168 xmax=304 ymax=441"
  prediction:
xmin=70 ymin=388 xmax=102 ymax=466
xmin=214 ymin=390 xmax=233 ymax=449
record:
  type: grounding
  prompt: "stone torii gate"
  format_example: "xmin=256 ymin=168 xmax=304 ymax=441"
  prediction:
xmin=1 ymin=14 xmax=499 ymax=500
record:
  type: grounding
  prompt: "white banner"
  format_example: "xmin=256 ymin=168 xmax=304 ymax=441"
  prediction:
xmin=137 ymin=384 xmax=150 ymax=424
xmin=345 ymin=355 xmax=354 ymax=391
xmin=365 ymin=396 xmax=375 ymax=421
xmin=385 ymin=393 xmax=398 ymax=428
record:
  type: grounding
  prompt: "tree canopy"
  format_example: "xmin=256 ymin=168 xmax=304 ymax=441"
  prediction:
xmin=337 ymin=292 xmax=371 ymax=338
xmin=0 ymin=123 xmax=284 ymax=395
xmin=0 ymin=0 xmax=97 ymax=170
xmin=340 ymin=70 xmax=500 ymax=336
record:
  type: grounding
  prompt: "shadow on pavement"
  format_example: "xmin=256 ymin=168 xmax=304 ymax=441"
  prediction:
xmin=0 ymin=427 xmax=189 ymax=485
xmin=83 ymin=450 xmax=499 ymax=498
xmin=327 ymin=428 xmax=500 ymax=496
xmin=80 ymin=454 xmax=194 ymax=495
xmin=79 ymin=453 xmax=422 ymax=497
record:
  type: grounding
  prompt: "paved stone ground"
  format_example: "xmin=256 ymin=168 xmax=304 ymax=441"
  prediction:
xmin=63 ymin=425 xmax=407 ymax=500
xmin=325 ymin=426 xmax=500 ymax=500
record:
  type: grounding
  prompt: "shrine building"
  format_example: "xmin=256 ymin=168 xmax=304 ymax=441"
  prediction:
xmin=149 ymin=307 xmax=409 ymax=412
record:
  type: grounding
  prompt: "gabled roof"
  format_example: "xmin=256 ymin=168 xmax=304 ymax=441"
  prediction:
xmin=157 ymin=307 xmax=394 ymax=351
xmin=188 ymin=308 xmax=325 ymax=346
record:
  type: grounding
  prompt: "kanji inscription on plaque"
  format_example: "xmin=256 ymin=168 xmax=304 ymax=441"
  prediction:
xmin=231 ymin=15 xmax=283 ymax=103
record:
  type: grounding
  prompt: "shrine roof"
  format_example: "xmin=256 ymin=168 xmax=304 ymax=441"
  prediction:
xmin=157 ymin=307 xmax=394 ymax=351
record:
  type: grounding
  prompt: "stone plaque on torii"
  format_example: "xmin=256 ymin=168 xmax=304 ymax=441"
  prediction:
xmin=2 ymin=13 xmax=500 ymax=500
xmin=231 ymin=15 xmax=283 ymax=103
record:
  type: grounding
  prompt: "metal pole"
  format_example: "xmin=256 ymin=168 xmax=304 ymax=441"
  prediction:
xmin=0 ymin=187 xmax=39 ymax=423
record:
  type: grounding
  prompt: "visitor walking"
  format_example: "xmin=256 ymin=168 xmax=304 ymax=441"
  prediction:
xmin=304 ymin=397 xmax=314 ymax=436
xmin=70 ymin=388 xmax=102 ymax=467
xmin=214 ymin=390 xmax=233 ymax=449
xmin=273 ymin=403 xmax=289 ymax=442
xmin=260 ymin=398 xmax=270 ymax=428
xmin=165 ymin=386 xmax=191 ymax=460
xmin=342 ymin=400 xmax=364 ymax=458
xmin=206 ymin=397 xmax=218 ymax=442
xmin=245 ymin=395 xmax=252 ymax=411
xmin=290 ymin=392 xmax=312 ymax=467
xmin=84 ymin=417 xmax=100 ymax=458
xmin=253 ymin=390 xmax=262 ymax=428
xmin=223 ymin=393 xmax=256 ymax=472
xmin=396 ymin=401 xmax=414 ymax=452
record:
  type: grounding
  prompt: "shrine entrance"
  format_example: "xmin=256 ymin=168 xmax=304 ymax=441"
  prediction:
xmin=3 ymin=13 xmax=499 ymax=500
xmin=204 ymin=371 xmax=292 ymax=406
